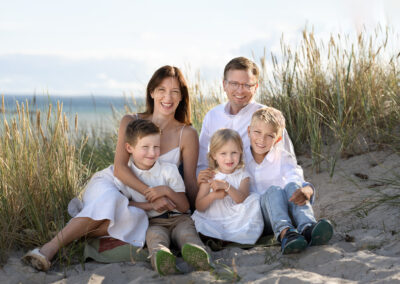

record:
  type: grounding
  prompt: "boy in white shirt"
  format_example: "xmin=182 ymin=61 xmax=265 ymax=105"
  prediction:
xmin=245 ymin=107 xmax=333 ymax=254
xmin=115 ymin=119 xmax=211 ymax=275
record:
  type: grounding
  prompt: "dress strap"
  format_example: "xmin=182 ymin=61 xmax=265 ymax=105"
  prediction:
xmin=178 ymin=125 xmax=185 ymax=150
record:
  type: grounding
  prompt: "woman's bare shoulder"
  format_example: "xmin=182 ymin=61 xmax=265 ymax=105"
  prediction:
xmin=182 ymin=125 xmax=198 ymax=136
xmin=181 ymin=125 xmax=199 ymax=143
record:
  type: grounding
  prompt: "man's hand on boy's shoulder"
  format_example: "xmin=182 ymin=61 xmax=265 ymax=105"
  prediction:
xmin=197 ymin=168 xmax=215 ymax=186
xmin=289 ymin=185 xmax=313 ymax=206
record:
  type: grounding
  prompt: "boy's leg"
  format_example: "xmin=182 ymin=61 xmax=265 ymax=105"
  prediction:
xmin=146 ymin=224 xmax=171 ymax=269
xmin=171 ymin=215 xmax=212 ymax=270
xmin=260 ymin=186 xmax=294 ymax=240
xmin=284 ymin=182 xmax=333 ymax=245
xmin=283 ymin=182 xmax=317 ymax=234
xmin=171 ymin=215 xmax=205 ymax=248
xmin=260 ymin=186 xmax=307 ymax=254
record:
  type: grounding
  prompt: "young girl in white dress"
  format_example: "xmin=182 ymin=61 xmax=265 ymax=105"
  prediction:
xmin=191 ymin=129 xmax=263 ymax=244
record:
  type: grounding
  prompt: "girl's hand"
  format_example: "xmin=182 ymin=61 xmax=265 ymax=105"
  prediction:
xmin=212 ymin=189 xmax=227 ymax=200
xmin=210 ymin=179 xmax=228 ymax=192
xmin=151 ymin=197 xmax=176 ymax=212
xmin=145 ymin=186 xmax=169 ymax=203
xmin=197 ymin=168 xmax=215 ymax=186
xmin=289 ymin=186 xmax=313 ymax=206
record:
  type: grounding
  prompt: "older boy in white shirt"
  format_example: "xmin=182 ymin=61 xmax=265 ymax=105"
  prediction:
xmin=115 ymin=119 xmax=211 ymax=275
xmin=197 ymin=56 xmax=294 ymax=179
xmin=245 ymin=107 xmax=333 ymax=254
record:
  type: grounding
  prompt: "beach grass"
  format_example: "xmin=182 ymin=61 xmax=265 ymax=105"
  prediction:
xmin=256 ymin=27 xmax=400 ymax=171
xmin=0 ymin=99 xmax=91 ymax=263
xmin=0 ymin=27 xmax=399 ymax=265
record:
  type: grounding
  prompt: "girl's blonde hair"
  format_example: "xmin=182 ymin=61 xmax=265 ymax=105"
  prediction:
xmin=207 ymin=129 xmax=245 ymax=171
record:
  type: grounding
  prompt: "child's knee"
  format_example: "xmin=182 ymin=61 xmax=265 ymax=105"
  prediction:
xmin=284 ymin=182 xmax=301 ymax=195
xmin=260 ymin=185 xmax=282 ymax=202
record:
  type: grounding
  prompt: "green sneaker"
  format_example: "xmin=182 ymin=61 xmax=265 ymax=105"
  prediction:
xmin=155 ymin=249 xmax=179 ymax=276
xmin=181 ymin=243 xmax=212 ymax=271
xmin=302 ymin=219 xmax=333 ymax=246
xmin=280 ymin=228 xmax=308 ymax=254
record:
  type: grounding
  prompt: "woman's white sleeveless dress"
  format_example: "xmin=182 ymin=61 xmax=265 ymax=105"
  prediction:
xmin=69 ymin=124 xmax=184 ymax=247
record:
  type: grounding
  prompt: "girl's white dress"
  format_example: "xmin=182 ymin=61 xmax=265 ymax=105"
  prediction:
xmin=191 ymin=168 xmax=264 ymax=244
xmin=68 ymin=146 xmax=182 ymax=248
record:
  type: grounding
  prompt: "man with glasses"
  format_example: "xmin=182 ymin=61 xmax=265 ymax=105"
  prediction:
xmin=197 ymin=56 xmax=296 ymax=174
xmin=195 ymin=57 xmax=320 ymax=249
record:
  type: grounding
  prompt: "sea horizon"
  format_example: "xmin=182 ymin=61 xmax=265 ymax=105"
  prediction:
xmin=1 ymin=94 xmax=143 ymax=132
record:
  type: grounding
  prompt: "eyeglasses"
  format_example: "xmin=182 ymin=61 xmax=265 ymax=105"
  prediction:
xmin=225 ymin=80 xmax=258 ymax=91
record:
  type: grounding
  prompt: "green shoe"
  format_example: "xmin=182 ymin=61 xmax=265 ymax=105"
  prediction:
xmin=281 ymin=228 xmax=308 ymax=254
xmin=155 ymin=249 xmax=179 ymax=276
xmin=181 ymin=243 xmax=212 ymax=271
xmin=302 ymin=219 xmax=334 ymax=246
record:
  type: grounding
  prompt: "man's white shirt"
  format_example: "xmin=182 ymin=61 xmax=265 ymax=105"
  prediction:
xmin=197 ymin=101 xmax=296 ymax=173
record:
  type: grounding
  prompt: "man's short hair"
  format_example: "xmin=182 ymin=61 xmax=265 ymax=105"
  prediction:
xmin=223 ymin=57 xmax=260 ymax=80
xmin=125 ymin=119 xmax=160 ymax=146
xmin=251 ymin=107 xmax=286 ymax=137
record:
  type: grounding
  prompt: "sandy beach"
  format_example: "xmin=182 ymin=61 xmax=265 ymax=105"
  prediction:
xmin=1 ymin=150 xmax=399 ymax=283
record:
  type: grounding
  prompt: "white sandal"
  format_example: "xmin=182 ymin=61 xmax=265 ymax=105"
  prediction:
xmin=22 ymin=248 xmax=51 ymax=271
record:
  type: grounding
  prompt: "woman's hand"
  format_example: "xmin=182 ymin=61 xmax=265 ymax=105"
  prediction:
xmin=151 ymin=197 xmax=176 ymax=212
xmin=144 ymin=186 xmax=169 ymax=203
xmin=197 ymin=168 xmax=215 ymax=186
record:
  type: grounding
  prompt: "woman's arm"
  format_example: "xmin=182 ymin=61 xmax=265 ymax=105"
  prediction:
xmin=180 ymin=126 xmax=200 ymax=209
xmin=129 ymin=201 xmax=153 ymax=211
xmin=113 ymin=114 xmax=149 ymax=195
xmin=195 ymin=182 xmax=226 ymax=212
xmin=129 ymin=197 xmax=176 ymax=212
xmin=163 ymin=191 xmax=189 ymax=213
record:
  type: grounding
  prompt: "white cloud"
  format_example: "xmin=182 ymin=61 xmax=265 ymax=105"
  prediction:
xmin=1 ymin=0 xmax=399 ymax=95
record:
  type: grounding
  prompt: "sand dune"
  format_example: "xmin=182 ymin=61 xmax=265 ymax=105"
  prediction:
xmin=1 ymin=150 xmax=399 ymax=283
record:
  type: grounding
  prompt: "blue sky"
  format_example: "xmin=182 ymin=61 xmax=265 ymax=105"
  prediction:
xmin=1 ymin=0 xmax=399 ymax=96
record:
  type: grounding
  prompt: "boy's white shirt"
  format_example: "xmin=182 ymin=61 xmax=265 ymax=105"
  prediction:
xmin=244 ymin=142 xmax=315 ymax=204
xmin=114 ymin=159 xmax=185 ymax=218
xmin=197 ymin=101 xmax=296 ymax=174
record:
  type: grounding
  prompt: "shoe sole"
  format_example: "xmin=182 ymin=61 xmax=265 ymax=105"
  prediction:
xmin=310 ymin=219 xmax=333 ymax=246
xmin=22 ymin=248 xmax=50 ymax=271
xmin=282 ymin=237 xmax=308 ymax=254
xmin=181 ymin=243 xmax=212 ymax=271
xmin=155 ymin=250 xmax=178 ymax=276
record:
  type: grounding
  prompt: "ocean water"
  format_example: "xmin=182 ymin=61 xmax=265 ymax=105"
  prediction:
xmin=1 ymin=94 xmax=142 ymax=132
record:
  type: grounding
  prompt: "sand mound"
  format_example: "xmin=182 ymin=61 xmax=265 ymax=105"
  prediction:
xmin=1 ymin=150 xmax=399 ymax=283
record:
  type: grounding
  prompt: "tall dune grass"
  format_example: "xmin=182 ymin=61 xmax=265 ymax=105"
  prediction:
xmin=256 ymin=27 xmax=400 ymax=171
xmin=0 ymin=98 xmax=90 ymax=262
